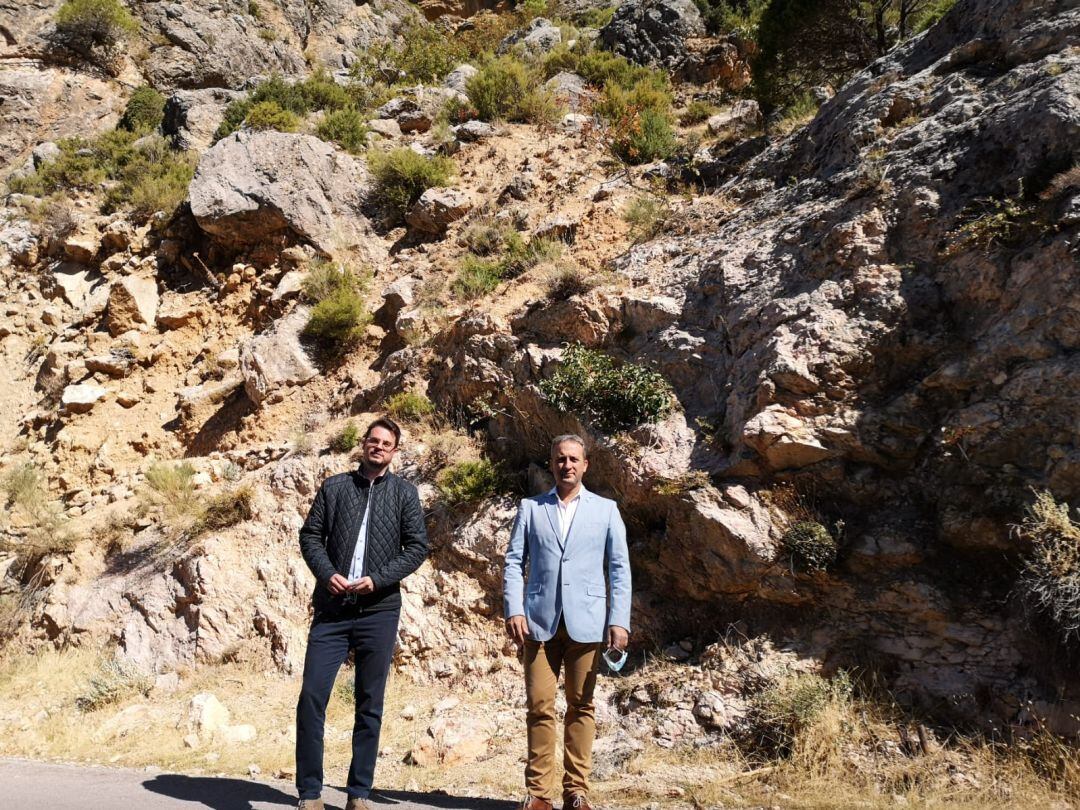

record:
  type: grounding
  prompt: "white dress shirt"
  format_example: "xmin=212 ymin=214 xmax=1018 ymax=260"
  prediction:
xmin=347 ymin=490 xmax=372 ymax=582
xmin=551 ymin=487 xmax=581 ymax=543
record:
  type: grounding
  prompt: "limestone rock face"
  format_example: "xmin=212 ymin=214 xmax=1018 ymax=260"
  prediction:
xmin=189 ymin=131 xmax=374 ymax=255
xmin=161 ymin=88 xmax=244 ymax=151
xmin=238 ymin=306 xmax=319 ymax=406
xmin=706 ymin=99 xmax=763 ymax=141
xmin=61 ymin=383 xmax=107 ymax=414
xmin=405 ymin=187 xmax=473 ymax=235
xmin=105 ymin=277 xmax=159 ymax=337
xmin=600 ymin=0 xmax=705 ymax=68
xmin=499 ymin=17 xmax=563 ymax=55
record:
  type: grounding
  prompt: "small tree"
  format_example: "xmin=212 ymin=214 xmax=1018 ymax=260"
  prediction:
xmin=54 ymin=0 xmax=138 ymax=59
xmin=118 ymin=86 xmax=165 ymax=134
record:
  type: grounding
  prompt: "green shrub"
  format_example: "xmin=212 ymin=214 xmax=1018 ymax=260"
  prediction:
xmin=693 ymin=0 xmax=768 ymax=35
xmin=245 ymin=101 xmax=300 ymax=132
xmin=351 ymin=22 xmax=468 ymax=85
xmin=101 ymin=135 xmax=196 ymax=218
xmin=75 ymin=658 xmax=152 ymax=712
xmin=1017 ymin=491 xmax=1080 ymax=642
xmin=622 ymin=194 xmax=671 ymax=243
xmin=317 ymin=107 xmax=368 ymax=153
xmin=540 ymin=344 xmax=675 ymax=433
xmin=301 ymin=259 xmax=369 ymax=304
xmin=145 ymin=461 xmax=199 ymax=513
xmin=437 ymin=459 xmax=503 ymax=506
xmin=213 ymin=72 xmax=354 ymax=142
xmin=367 ymin=147 xmax=455 ymax=220
xmin=460 ymin=218 xmax=515 ymax=256
xmin=329 ymin=422 xmax=361 ymax=453
xmin=680 ymin=99 xmax=718 ymax=125
xmin=577 ymin=6 xmax=616 ymax=28
xmin=118 ymin=86 xmax=166 ymax=134
xmin=54 ymin=0 xmax=137 ymax=56
xmin=453 ymin=234 xmax=562 ymax=299
xmin=466 ymin=56 xmax=555 ymax=124
xmin=452 ymin=255 xmax=507 ymax=300
xmin=749 ymin=671 xmax=853 ymax=756
xmin=782 ymin=520 xmax=837 ymax=572
xmin=302 ymin=284 xmax=371 ymax=351
xmin=546 ymin=265 xmax=596 ymax=300
xmin=385 ymin=391 xmax=435 ymax=422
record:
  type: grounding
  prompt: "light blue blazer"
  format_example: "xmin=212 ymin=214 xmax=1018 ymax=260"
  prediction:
xmin=503 ymin=486 xmax=631 ymax=643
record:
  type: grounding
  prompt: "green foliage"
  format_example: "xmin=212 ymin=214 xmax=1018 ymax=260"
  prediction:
xmin=367 ymin=147 xmax=455 ymax=220
xmin=351 ymin=21 xmax=469 ymax=85
xmin=213 ymin=71 xmax=354 ymax=141
xmin=911 ymin=0 xmax=957 ymax=32
xmin=942 ymin=188 xmax=1045 ymax=257
xmin=772 ymin=91 xmax=820 ymax=135
xmin=8 ymin=130 xmax=194 ymax=220
xmin=782 ymin=520 xmax=837 ymax=572
xmin=75 ymin=658 xmax=152 ymax=712
xmin=54 ymin=0 xmax=137 ymax=56
xmin=329 ymin=422 xmax=361 ymax=453
xmin=317 ymin=107 xmax=369 ymax=153
xmin=118 ymin=86 xmax=166 ymax=134
xmin=452 ymin=255 xmax=508 ymax=300
xmin=384 ymin=391 xmax=435 ymax=422
xmin=437 ymin=459 xmax=503 ymax=506
xmin=460 ymin=218 xmax=516 ymax=256
xmin=1017 ymin=491 xmax=1080 ymax=642
xmin=546 ymin=265 xmax=597 ymax=300
xmin=301 ymin=262 xmax=371 ymax=353
xmin=244 ymin=101 xmax=300 ymax=132
xmin=693 ymin=0 xmax=768 ymax=35
xmin=576 ymin=6 xmax=616 ymax=28
xmin=540 ymin=344 xmax=676 ymax=433
xmin=749 ymin=671 xmax=853 ymax=756
xmin=680 ymin=99 xmax=719 ymax=125
xmin=466 ymin=56 xmax=558 ymax=124
xmin=453 ymin=233 xmax=563 ymax=299
xmin=622 ymin=193 xmax=671 ymax=243
xmin=596 ymin=80 xmax=676 ymax=164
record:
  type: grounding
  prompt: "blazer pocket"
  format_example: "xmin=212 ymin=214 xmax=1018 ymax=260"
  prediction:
xmin=585 ymin=584 xmax=607 ymax=597
xmin=526 ymin=582 xmax=544 ymax=595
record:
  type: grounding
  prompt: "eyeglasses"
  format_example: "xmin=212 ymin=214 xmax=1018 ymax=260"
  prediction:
xmin=602 ymin=647 xmax=628 ymax=672
xmin=364 ymin=437 xmax=397 ymax=449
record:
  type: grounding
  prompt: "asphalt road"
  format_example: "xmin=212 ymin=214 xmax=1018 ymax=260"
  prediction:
xmin=0 ymin=759 xmax=519 ymax=810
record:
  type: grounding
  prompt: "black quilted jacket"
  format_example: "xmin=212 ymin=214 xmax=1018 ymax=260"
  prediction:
xmin=299 ymin=469 xmax=428 ymax=615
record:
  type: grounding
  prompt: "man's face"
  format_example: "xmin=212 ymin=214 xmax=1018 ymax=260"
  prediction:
xmin=362 ymin=426 xmax=398 ymax=470
xmin=550 ymin=441 xmax=588 ymax=489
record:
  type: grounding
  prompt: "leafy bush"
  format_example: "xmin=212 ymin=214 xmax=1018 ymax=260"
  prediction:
xmin=118 ymin=86 xmax=166 ymax=134
xmin=540 ymin=344 xmax=675 ymax=433
xmin=437 ymin=459 xmax=503 ymax=506
xmin=244 ymin=101 xmax=301 ymax=132
xmin=622 ymin=194 xmax=671 ymax=243
xmin=749 ymin=671 xmax=853 ymax=757
xmin=693 ymin=0 xmax=768 ymax=35
xmin=452 ymin=255 xmax=507 ymax=300
xmin=213 ymin=71 xmax=354 ymax=141
xmin=1017 ymin=491 xmax=1080 ymax=642
xmin=577 ymin=6 xmax=616 ymax=28
xmin=466 ymin=56 xmax=557 ymax=124
xmin=351 ymin=21 xmax=468 ymax=85
xmin=330 ymin=422 xmax=361 ymax=453
xmin=367 ymin=147 xmax=455 ymax=220
xmin=453 ymin=234 xmax=562 ymax=299
xmin=782 ymin=520 xmax=837 ymax=572
xmin=317 ymin=107 xmax=368 ymax=153
xmin=385 ymin=391 xmax=435 ymax=422
xmin=680 ymin=99 xmax=719 ymax=125
xmin=75 ymin=658 xmax=152 ymax=712
xmin=302 ymin=285 xmax=371 ymax=351
xmin=595 ymin=79 xmax=676 ymax=164
xmin=54 ymin=0 xmax=137 ymax=57
xmin=9 ymin=130 xmax=194 ymax=220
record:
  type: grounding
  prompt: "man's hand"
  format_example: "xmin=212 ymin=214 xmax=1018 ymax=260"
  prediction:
xmin=506 ymin=615 xmax=530 ymax=647
xmin=327 ymin=573 xmax=350 ymax=595
xmin=349 ymin=576 xmax=376 ymax=595
xmin=608 ymin=625 xmax=629 ymax=651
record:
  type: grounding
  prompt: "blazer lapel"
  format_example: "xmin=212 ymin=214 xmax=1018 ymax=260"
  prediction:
xmin=562 ymin=487 xmax=591 ymax=550
xmin=544 ymin=491 xmax=562 ymax=548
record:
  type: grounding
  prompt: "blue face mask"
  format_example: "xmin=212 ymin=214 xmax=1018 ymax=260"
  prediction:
xmin=602 ymin=647 xmax=628 ymax=672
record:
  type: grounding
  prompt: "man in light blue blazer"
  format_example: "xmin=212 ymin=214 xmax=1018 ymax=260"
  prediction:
xmin=504 ymin=434 xmax=631 ymax=810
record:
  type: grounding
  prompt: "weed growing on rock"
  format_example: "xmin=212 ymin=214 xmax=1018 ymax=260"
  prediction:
xmin=316 ymin=107 xmax=368 ymax=154
xmin=453 ymin=234 xmax=563 ymax=299
xmin=545 ymin=263 xmax=597 ymax=300
xmin=1 ymin=463 xmax=73 ymax=561
xmin=118 ymin=86 xmax=166 ymax=134
xmin=622 ymin=193 xmax=672 ymax=242
xmin=193 ymin=486 xmax=254 ymax=535
xmin=75 ymin=658 xmax=152 ymax=712
xmin=351 ymin=21 xmax=468 ymax=85
xmin=367 ymin=147 xmax=455 ymax=221
xmin=437 ymin=459 xmax=505 ymax=506
xmin=466 ymin=57 xmax=560 ymax=124
xmin=329 ymin=422 xmax=361 ymax=453
xmin=384 ymin=392 xmax=435 ymax=423
xmin=302 ymin=285 xmax=371 ymax=352
xmin=143 ymin=461 xmax=200 ymax=523
xmin=53 ymin=0 xmax=137 ymax=65
xmin=782 ymin=520 xmax=838 ymax=572
xmin=214 ymin=71 xmax=355 ymax=141
xmin=540 ymin=344 xmax=675 ymax=433
xmin=680 ymin=99 xmax=720 ymax=125
xmin=244 ymin=101 xmax=301 ymax=132
xmin=746 ymin=671 xmax=853 ymax=759
xmin=1017 ymin=490 xmax=1080 ymax=642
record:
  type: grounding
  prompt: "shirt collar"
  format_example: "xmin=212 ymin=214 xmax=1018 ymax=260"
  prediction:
xmin=549 ymin=486 xmax=584 ymax=505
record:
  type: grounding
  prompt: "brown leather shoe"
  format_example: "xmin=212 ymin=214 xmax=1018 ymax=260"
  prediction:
xmin=522 ymin=797 xmax=554 ymax=810
xmin=563 ymin=795 xmax=593 ymax=810
xmin=297 ymin=800 xmax=324 ymax=810
xmin=344 ymin=799 xmax=373 ymax=810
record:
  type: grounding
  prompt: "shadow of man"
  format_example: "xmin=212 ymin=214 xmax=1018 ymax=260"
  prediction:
xmin=142 ymin=774 xmax=296 ymax=809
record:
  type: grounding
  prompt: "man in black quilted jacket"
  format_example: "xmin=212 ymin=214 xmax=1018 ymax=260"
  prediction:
xmin=295 ymin=416 xmax=429 ymax=810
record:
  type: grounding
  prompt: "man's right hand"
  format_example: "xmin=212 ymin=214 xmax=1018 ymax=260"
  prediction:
xmin=327 ymin=573 xmax=351 ymax=595
xmin=506 ymin=615 xmax=530 ymax=646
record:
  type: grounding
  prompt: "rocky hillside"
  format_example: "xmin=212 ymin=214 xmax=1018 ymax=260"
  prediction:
xmin=1 ymin=0 xmax=1079 ymax=789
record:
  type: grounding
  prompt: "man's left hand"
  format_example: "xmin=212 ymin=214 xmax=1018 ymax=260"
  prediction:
xmin=349 ymin=576 xmax=375 ymax=594
xmin=608 ymin=625 xmax=629 ymax=651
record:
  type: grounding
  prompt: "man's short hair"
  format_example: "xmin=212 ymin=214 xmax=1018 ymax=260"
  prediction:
xmin=551 ymin=433 xmax=587 ymax=458
xmin=366 ymin=417 xmax=402 ymax=447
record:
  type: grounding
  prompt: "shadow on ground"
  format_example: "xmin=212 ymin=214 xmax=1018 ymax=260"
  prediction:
xmin=142 ymin=774 xmax=518 ymax=810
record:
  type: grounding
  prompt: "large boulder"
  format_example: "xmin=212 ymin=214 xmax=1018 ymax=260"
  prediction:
xmin=405 ymin=187 xmax=473 ymax=235
xmin=600 ymin=0 xmax=705 ymax=68
xmin=238 ymin=307 xmax=319 ymax=406
xmin=188 ymin=131 xmax=374 ymax=255
xmin=162 ymin=88 xmax=244 ymax=151
xmin=499 ymin=18 xmax=563 ymax=55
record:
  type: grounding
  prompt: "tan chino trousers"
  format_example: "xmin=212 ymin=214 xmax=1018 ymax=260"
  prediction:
xmin=523 ymin=620 xmax=601 ymax=801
